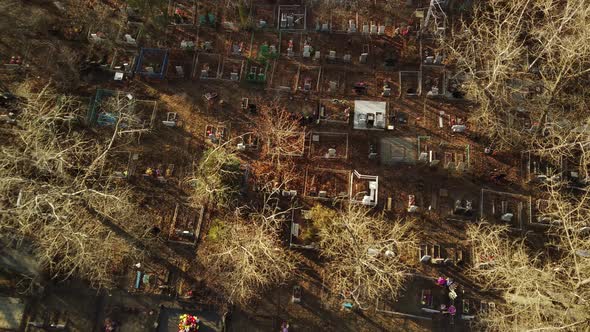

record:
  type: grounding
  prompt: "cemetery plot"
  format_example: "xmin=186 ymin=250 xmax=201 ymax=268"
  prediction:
xmin=431 ymin=187 xmax=477 ymax=221
xmin=135 ymin=48 xmax=169 ymax=79
xmin=169 ymin=0 xmax=197 ymax=26
xmin=127 ymin=262 xmax=171 ymax=294
xmin=353 ymin=100 xmax=387 ymax=130
xmin=316 ymin=33 xmax=369 ymax=65
xmin=244 ymin=60 xmax=269 ymax=84
xmin=87 ymin=90 xmax=158 ymax=134
xmin=480 ymin=189 xmax=532 ymax=229
xmin=317 ymin=99 xmax=352 ymax=124
xmin=418 ymin=243 xmax=466 ymax=266
xmin=164 ymin=26 xmax=198 ymax=50
xmin=205 ymin=123 xmax=229 ymax=144
xmin=304 ymin=168 xmax=350 ymax=200
xmin=420 ymin=37 xmax=445 ymax=67
xmin=219 ymin=57 xmax=244 ymax=81
xmin=221 ymin=2 xmax=249 ymax=31
xmin=376 ymin=277 xmax=443 ymax=317
xmin=251 ymin=3 xmax=277 ymax=30
xmin=235 ymin=131 xmax=260 ymax=151
xmin=87 ymin=22 xmax=119 ymax=43
xmin=166 ymin=49 xmax=195 ymax=80
xmin=100 ymin=150 xmax=138 ymax=179
xmin=225 ymin=30 xmax=251 ymax=57
xmin=296 ymin=65 xmax=321 ymax=93
xmin=399 ymin=71 xmax=422 ymax=96
xmin=116 ymin=21 xmax=143 ymax=47
xmin=520 ymin=151 xmax=562 ymax=183
xmin=372 ymin=38 xmax=398 ymax=68
xmin=110 ymin=48 xmax=138 ymax=74
xmin=196 ymin=26 xmax=226 ymax=53
xmin=290 ymin=209 xmax=318 ymax=250
xmin=423 ymin=66 xmax=446 ymax=97
xmin=197 ymin=1 xmax=220 ymax=27
xmin=280 ymin=31 xmax=303 ymax=58
xmin=269 ymin=60 xmax=299 ymax=91
xmin=249 ymin=31 xmax=279 ymax=63
xmin=355 ymin=11 xmax=390 ymax=36
xmin=267 ymin=128 xmax=306 ymax=157
xmin=278 ymin=5 xmax=307 ymax=31
xmin=328 ymin=8 xmax=358 ymax=33
xmin=168 ymin=204 xmax=205 ymax=246
xmin=27 ymin=41 xmax=56 ymax=72
xmin=320 ymin=68 xmax=346 ymax=95
xmin=380 ymin=137 xmax=417 ymax=165
xmin=346 ymin=70 xmax=377 ymax=97
xmin=531 ymin=199 xmax=562 ymax=226
xmin=193 ymin=53 xmax=222 ymax=79
xmin=349 ymin=170 xmax=378 ymax=206
xmin=283 ymin=97 xmax=315 ymax=120
xmin=309 ymin=131 xmax=349 ymax=160
xmin=417 ymin=137 xmax=470 ymax=171
xmin=135 ymin=150 xmax=185 ymax=184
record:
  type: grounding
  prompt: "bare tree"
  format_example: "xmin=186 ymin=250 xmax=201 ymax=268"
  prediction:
xmin=0 ymin=84 xmax=154 ymax=289
xmin=184 ymin=144 xmax=243 ymax=208
xmin=443 ymin=0 xmax=590 ymax=150
xmin=467 ymin=219 xmax=590 ymax=331
xmin=255 ymin=101 xmax=306 ymax=163
xmin=310 ymin=205 xmax=417 ymax=306
xmin=198 ymin=214 xmax=300 ymax=304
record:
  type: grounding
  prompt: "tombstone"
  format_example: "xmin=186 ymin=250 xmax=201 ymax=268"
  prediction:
xmin=370 ymin=24 xmax=378 ymax=34
xmin=145 ymin=66 xmax=154 ymax=73
xmin=288 ymin=49 xmax=295 ymax=57
xmin=114 ymin=72 xmax=124 ymax=80
xmin=314 ymin=51 xmax=321 ymax=61
xmin=312 ymin=134 xmax=320 ymax=142
xmin=343 ymin=54 xmax=351 ymax=63
xmin=362 ymin=24 xmax=369 ymax=34
xmin=303 ymin=80 xmax=312 ymax=91
xmin=125 ymin=34 xmax=136 ymax=45
xmin=175 ymin=66 xmax=184 ymax=76
xmin=321 ymin=23 xmax=329 ymax=32
xmin=378 ymin=25 xmax=386 ymax=35
xmin=303 ymin=45 xmax=311 ymax=58
xmin=327 ymin=148 xmax=336 ymax=158
xmin=230 ymin=72 xmax=239 ymax=81
xmin=181 ymin=40 xmax=195 ymax=49
xmin=90 ymin=33 xmax=103 ymax=42
xmin=438 ymin=111 xmax=445 ymax=128
xmin=200 ymin=69 xmax=208 ymax=78
xmin=328 ymin=50 xmax=336 ymax=61
xmin=241 ymin=98 xmax=248 ymax=109
xmin=375 ymin=112 xmax=384 ymax=128
xmin=434 ymin=55 xmax=443 ymax=64
xmin=329 ymin=81 xmax=337 ymax=92
xmin=382 ymin=86 xmax=391 ymax=97
xmin=359 ymin=53 xmax=368 ymax=64
xmin=451 ymin=124 xmax=466 ymax=133
xmin=348 ymin=19 xmax=356 ymax=33
xmin=425 ymin=56 xmax=434 ymax=64
xmin=204 ymin=41 xmax=213 ymax=52
xmin=280 ymin=15 xmax=288 ymax=28
xmin=318 ymin=190 xmax=327 ymax=198
xmin=287 ymin=15 xmax=294 ymax=28
xmin=237 ymin=142 xmax=246 ymax=150
xmin=270 ymin=45 xmax=277 ymax=54
xmin=419 ymin=152 xmax=428 ymax=161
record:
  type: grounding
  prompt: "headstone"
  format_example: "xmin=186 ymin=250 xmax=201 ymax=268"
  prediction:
xmin=321 ymin=23 xmax=329 ymax=32
xmin=362 ymin=24 xmax=369 ymax=34
xmin=328 ymin=50 xmax=336 ymax=60
xmin=114 ymin=72 xmax=124 ymax=80
xmin=348 ymin=20 xmax=356 ymax=33
xmin=230 ymin=72 xmax=239 ymax=81
xmin=343 ymin=54 xmax=351 ymax=62
xmin=287 ymin=15 xmax=294 ymax=28
xmin=175 ymin=66 xmax=184 ymax=76
xmin=378 ymin=25 xmax=386 ymax=35
xmin=314 ymin=51 xmax=321 ymax=61
xmin=359 ymin=53 xmax=368 ymax=63
xmin=329 ymin=81 xmax=337 ymax=91
xmin=370 ymin=24 xmax=377 ymax=34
